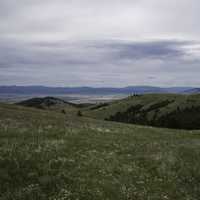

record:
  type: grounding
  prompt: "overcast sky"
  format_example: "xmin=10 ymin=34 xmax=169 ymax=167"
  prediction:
xmin=1 ymin=0 xmax=200 ymax=87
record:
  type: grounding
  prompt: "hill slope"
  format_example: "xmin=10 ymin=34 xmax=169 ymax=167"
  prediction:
xmin=0 ymin=103 xmax=200 ymax=199
xmin=17 ymin=96 xmax=78 ymax=114
xmin=85 ymin=94 xmax=200 ymax=130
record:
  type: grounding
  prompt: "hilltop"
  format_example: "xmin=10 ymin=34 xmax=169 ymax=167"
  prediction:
xmin=17 ymin=96 xmax=70 ymax=108
xmin=16 ymin=96 xmax=80 ymax=114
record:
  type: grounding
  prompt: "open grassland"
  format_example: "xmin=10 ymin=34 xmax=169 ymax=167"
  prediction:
xmin=1 ymin=103 xmax=200 ymax=199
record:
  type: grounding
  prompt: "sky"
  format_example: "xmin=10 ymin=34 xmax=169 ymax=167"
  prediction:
xmin=0 ymin=0 xmax=200 ymax=87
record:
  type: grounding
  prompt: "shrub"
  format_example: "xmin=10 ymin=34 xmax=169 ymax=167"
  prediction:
xmin=77 ymin=111 xmax=82 ymax=117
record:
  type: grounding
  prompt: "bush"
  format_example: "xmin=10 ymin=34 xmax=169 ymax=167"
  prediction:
xmin=61 ymin=110 xmax=66 ymax=114
xmin=77 ymin=111 xmax=82 ymax=117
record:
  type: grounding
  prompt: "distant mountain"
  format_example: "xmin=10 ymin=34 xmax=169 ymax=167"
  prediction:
xmin=183 ymin=88 xmax=200 ymax=94
xmin=0 ymin=85 xmax=197 ymax=95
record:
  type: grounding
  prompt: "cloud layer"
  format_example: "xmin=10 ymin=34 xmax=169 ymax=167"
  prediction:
xmin=0 ymin=0 xmax=200 ymax=87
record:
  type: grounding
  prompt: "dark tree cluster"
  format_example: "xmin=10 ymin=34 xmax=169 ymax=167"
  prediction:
xmin=77 ymin=110 xmax=83 ymax=117
xmin=90 ymin=103 xmax=109 ymax=111
xmin=106 ymin=100 xmax=200 ymax=130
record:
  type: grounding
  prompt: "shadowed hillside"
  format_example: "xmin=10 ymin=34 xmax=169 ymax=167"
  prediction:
xmin=16 ymin=96 xmax=79 ymax=114
xmin=85 ymin=94 xmax=200 ymax=130
xmin=17 ymin=97 xmax=72 ymax=108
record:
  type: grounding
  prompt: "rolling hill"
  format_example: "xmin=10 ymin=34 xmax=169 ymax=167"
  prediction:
xmin=84 ymin=93 xmax=200 ymax=130
xmin=0 ymin=102 xmax=200 ymax=199
xmin=17 ymin=96 xmax=78 ymax=114
xmin=18 ymin=96 xmax=69 ymax=107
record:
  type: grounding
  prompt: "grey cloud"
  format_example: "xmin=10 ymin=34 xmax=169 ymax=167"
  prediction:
xmin=1 ymin=38 xmax=200 ymax=87
xmin=1 ymin=0 xmax=200 ymax=40
xmin=94 ymin=40 xmax=189 ymax=61
xmin=0 ymin=39 xmax=193 ymax=69
xmin=1 ymin=0 xmax=200 ymax=87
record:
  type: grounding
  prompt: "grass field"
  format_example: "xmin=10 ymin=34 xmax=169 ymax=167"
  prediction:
xmin=0 ymin=102 xmax=200 ymax=199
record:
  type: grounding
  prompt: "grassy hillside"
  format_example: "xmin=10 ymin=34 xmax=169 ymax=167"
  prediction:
xmin=0 ymin=103 xmax=200 ymax=199
xmin=17 ymin=97 xmax=79 ymax=114
xmin=84 ymin=94 xmax=200 ymax=130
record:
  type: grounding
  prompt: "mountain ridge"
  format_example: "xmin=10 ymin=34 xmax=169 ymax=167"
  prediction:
xmin=0 ymin=85 xmax=197 ymax=95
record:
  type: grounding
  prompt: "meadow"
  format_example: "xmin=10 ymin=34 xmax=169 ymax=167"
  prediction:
xmin=0 ymin=101 xmax=200 ymax=199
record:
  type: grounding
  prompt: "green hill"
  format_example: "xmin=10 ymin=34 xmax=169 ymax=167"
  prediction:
xmin=0 ymin=102 xmax=200 ymax=199
xmin=84 ymin=94 xmax=200 ymax=130
xmin=17 ymin=96 xmax=79 ymax=114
